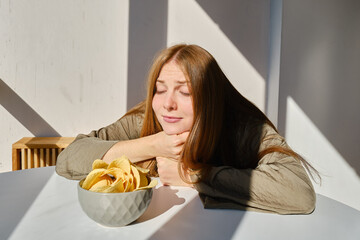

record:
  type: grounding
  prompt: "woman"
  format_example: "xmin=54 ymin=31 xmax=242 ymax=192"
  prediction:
xmin=56 ymin=44 xmax=317 ymax=214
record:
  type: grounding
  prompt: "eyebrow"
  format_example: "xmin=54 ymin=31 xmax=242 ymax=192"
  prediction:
xmin=156 ymin=80 xmax=188 ymax=84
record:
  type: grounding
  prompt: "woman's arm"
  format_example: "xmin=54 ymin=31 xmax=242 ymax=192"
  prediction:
xmin=102 ymin=131 xmax=189 ymax=164
xmin=55 ymin=113 xmax=143 ymax=180
xmin=193 ymin=157 xmax=315 ymax=214
xmin=192 ymin=125 xmax=316 ymax=214
xmin=56 ymin=112 xmax=189 ymax=180
xmin=156 ymin=156 xmax=193 ymax=187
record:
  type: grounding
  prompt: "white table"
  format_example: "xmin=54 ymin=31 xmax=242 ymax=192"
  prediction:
xmin=1 ymin=167 xmax=360 ymax=240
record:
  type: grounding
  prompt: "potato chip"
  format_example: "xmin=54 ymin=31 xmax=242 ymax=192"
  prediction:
xmin=124 ymin=173 xmax=135 ymax=192
xmin=108 ymin=156 xmax=131 ymax=174
xmin=131 ymin=165 xmax=141 ymax=189
xmin=89 ymin=175 xmax=113 ymax=192
xmin=135 ymin=179 xmax=158 ymax=191
xmin=105 ymin=167 xmax=126 ymax=180
xmin=82 ymin=168 xmax=107 ymax=190
xmin=92 ymin=159 xmax=109 ymax=170
xmin=103 ymin=179 xmax=125 ymax=193
xmin=134 ymin=164 xmax=149 ymax=187
xmin=82 ymin=156 xmax=157 ymax=193
xmin=138 ymin=171 xmax=148 ymax=188
xmin=89 ymin=185 xmax=110 ymax=193
xmin=134 ymin=164 xmax=150 ymax=174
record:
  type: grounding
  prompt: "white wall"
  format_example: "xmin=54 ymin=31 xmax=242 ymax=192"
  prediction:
xmin=127 ymin=0 xmax=168 ymax=109
xmin=1 ymin=0 xmax=269 ymax=173
xmin=2 ymin=0 xmax=358 ymax=213
xmin=0 ymin=0 xmax=269 ymax=172
xmin=279 ymin=0 xmax=360 ymax=210
xmin=286 ymin=97 xmax=360 ymax=210
xmin=168 ymin=0 xmax=269 ymax=111
xmin=0 ymin=0 xmax=129 ymax=172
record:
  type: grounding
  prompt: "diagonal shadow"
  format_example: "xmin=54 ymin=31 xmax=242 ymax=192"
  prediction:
xmin=149 ymin=195 xmax=246 ymax=240
xmin=134 ymin=186 xmax=185 ymax=223
xmin=126 ymin=0 xmax=168 ymax=110
xmin=0 ymin=78 xmax=60 ymax=137
xmin=0 ymin=167 xmax=54 ymax=240
xmin=195 ymin=0 xmax=270 ymax=79
xmin=278 ymin=1 xmax=360 ymax=177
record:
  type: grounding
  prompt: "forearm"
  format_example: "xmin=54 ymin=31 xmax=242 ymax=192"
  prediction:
xmin=55 ymin=135 xmax=154 ymax=179
xmin=104 ymin=130 xmax=189 ymax=163
xmin=102 ymin=135 xmax=157 ymax=164
xmin=56 ymin=136 xmax=118 ymax=180
xmin=194 ymin=158 xmax=316 ymax=214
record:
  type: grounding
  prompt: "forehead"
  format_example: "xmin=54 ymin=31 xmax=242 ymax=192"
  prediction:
xmin=157 ymin=62 xmax=187 ymax=82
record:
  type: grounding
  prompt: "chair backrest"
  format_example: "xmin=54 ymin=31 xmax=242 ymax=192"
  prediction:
xmin=12 ymin=137 xmax=75 ymax=171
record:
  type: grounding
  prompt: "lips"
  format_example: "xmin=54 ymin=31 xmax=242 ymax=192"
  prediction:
xmin=162 ymin=115 xmax=182 ymax=123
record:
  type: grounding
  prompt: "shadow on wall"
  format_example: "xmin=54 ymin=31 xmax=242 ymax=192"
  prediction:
xmin=0 ymin=78 xmax=60 ymax=137
xmin=127 ymin=0 xmax=270 ymax=110
xmin=196 ymin=0 xmax=270 ymax=79
xmin=285 ymin=96 xmax=360 ymax=210
xmin=126 ymin=0 xmax=168 ymax=110
xmin=278 ymin=0 xmax=360 ymax=177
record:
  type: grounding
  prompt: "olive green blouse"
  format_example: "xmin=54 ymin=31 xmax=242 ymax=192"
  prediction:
xmin=56 ymin=111 xmax=316 ymax=214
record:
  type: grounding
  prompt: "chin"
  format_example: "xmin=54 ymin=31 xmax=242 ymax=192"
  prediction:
xmin=163 ymin=128 xmax=182 ymax=135
xmin=162 ymin=125 xmax=188 ymax=135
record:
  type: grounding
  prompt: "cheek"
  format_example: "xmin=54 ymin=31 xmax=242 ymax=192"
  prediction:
xmin=184 ymin=100 xmax=194 ymax=118
xmin=152 ymin=96 xmax=161 ymax=115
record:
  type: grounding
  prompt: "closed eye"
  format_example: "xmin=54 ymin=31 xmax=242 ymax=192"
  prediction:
xmin=155 ymin=89 xmax=166 ymax=94
xmin=155 ymin=83 xmax=167 ymax=94
xmin=180 ymin=91 xmax=191 ymax=96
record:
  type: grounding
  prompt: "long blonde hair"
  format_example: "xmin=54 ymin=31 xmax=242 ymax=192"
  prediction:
xmin=135 ymin=44 xmax=319 ymax=182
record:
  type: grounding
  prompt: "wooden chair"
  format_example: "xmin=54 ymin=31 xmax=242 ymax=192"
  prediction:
xmin=12 ymin=137 xmax=75 ymax=171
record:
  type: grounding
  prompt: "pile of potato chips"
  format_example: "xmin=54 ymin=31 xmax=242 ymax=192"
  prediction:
xmin=81 ymin=156 xmax=157 ymax=193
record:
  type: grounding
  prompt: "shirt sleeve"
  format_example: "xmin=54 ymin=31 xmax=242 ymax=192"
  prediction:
xmin=55 ymin=113 xmax=143 ymax=180
xmin=192 ymin=124 xmax=316 ymax=214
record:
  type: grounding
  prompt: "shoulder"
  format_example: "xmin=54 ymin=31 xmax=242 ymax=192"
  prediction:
xmin=122 ymin=101 xmax=145 ymax=125
xmin=260 ymin=122 xmax=279 ymax=137
xmin=259 ymin=123 xmax=287 ymax=150
xmin=120 ymin=109 xmax=144 ymax=126
xmin=118 ymin=107 xmax=145 ymax=138
xmin=257 ymin=122 xmax=294 ymax=164
xmin=99 ymin=103 xmax=145 ymax=140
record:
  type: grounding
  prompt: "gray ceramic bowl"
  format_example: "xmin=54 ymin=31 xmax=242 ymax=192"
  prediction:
xmin=77 ymin=179 xmax=153 ymax=227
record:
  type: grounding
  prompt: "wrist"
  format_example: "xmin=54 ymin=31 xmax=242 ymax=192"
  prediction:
xmin=145 ymin=134 xmax=158 ymax=159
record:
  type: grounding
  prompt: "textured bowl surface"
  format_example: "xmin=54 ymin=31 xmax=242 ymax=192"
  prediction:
xmin=77 ymin=180 xmax=153 ymax=227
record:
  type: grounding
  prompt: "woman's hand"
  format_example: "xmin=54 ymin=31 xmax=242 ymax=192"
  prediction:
xmin=156 ymin=157 xmax=192 ymax=187
xmin=152 ymin=131 xmax=189 ymax=160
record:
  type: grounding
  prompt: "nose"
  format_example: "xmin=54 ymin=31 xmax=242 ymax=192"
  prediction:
xmin=163 ymin=92 xmax=177 ymax=111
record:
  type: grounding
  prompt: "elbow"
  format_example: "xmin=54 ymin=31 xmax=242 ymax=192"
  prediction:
xmin=288 ymin=184 xmax=316 ymax=214
xmin=55 ymin=151 xmax=71 ymax=179
xmin=274 ymin=181 xmax=316 ymax=215
xmin=55 ymin=149 xmax=82 ymax=180
xmin=299 ymin=187 xmax=316 ymax=214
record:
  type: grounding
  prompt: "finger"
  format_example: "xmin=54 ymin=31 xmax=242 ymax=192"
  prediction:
xmin=172 ymin=132 xmax=189 ymax=147
xmin=166 ymin=157 xmax=179 ymax=162
xmin=156 ymin=157 xmax=164 ymax=165
xmin=158 ymin=156 xmax=178 ymax=163
xmin=177 ymin=131 xmax=190 ymax=143
xmin=171 ymin=146 xmax=181 ymax=156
